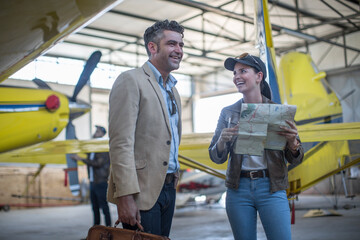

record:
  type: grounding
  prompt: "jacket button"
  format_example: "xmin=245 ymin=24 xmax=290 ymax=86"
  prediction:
xmin=166 ymin=140 xmax=171 ymax=145
xmin=163 ymin=161 xmax=168 ymax=166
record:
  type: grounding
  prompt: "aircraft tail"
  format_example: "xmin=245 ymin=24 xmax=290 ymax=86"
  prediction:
xmin=254 ymin=0 xmax=343 ymax=125
xmin=254 ymin=0 xmax=281 ymax=103
xmin=253 ymin=0 xmax=354 ymax=198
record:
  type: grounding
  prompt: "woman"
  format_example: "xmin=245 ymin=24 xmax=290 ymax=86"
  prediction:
xmin=209 ymin=53 xmax=304 ymax=240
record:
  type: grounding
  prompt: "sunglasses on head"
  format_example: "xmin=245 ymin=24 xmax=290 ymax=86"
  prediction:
xmin=235 ymin=52 xmax=259 ymax=65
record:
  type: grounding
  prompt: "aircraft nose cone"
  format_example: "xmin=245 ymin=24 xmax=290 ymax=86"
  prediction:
xmin=68 ymin=100 xmax=91 ymax=120
xmin=45 ymin=94 xmax=60 ymax=111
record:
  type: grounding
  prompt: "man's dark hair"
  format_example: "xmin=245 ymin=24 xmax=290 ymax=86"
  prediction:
xmin=143 ymin=20 xmax=184 ymax=57
xmin=95 ymin=125 xmax=106 ymax=135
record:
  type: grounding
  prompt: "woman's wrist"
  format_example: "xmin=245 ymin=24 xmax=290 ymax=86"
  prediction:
xmin=216 ymin=139 xmax=227 ymax=154
xmin=289 ymin=139 xmax=300 ymax=153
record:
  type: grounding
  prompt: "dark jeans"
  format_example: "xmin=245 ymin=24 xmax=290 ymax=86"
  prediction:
xmin=90 ymin=182 xmax=111 ymax=226
xmin=123 ymin=181 xmax=176 ymax=237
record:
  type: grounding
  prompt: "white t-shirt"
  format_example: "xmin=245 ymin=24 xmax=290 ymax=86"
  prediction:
xmin=241 ymin=154 xmax=267 ymax=170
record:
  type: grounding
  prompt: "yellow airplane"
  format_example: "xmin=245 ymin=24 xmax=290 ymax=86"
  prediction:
xmin=0 ymin=0 xmax=359 ymax=202
xmin=0 ymin=50 xmax=101 ymax=153
xmin=0 ymin=50 xmax=102 ymax=196
xmin=253 ymin=0 xmax=360 ymax=197
xmin=0 ymin=0 xmax=123 ymax=152
xmin=0 ymin=0 xmax=122 ymax=195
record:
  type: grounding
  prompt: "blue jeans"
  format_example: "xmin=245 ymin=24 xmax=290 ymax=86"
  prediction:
xmin=226 ymin=177 xmax=291 ymax=240
xmin=90 ymin=182 xmax=111 ymax=226
xmin=123 ymin=181 xmax=176 ymax=237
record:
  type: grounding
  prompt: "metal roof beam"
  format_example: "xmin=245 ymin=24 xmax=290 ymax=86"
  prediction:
xmin=52 ymin=40 xmax=222 ymax=69
xmin=277 ymin=27 xmax=360 ymax=54
xmin=320 ymin=0 xmax=360 ymax=30
xmin=108 ymin=9 xmax=242 ymax=42
xmin=167 ymin=0 xmax=360 ymax=52
xmin=163 ymin=0 xmax=254 ymax=25
xmin=335 ymin=0 xmax=359 ymax=12
xmin=82 ymin=26 xmax=232 ymax=60
xmin=177 ymin=0 xmax=238 ymax=24
xmin=268 ymin=0 xmax=351 ymax=30
xmin=301 ymin=13 xmax=360 ymax=30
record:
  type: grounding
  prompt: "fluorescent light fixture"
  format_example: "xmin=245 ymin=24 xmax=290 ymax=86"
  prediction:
xmin=281 ymin=28 xmax=317 ymax=42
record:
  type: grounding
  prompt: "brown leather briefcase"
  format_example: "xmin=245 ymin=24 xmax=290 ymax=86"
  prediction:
xmin=86 ymin=225 xmax=170 ymax=240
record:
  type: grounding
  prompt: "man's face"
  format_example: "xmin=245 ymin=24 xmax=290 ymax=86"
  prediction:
xmin=149 ymin=30 xmax=184 ymax=75
xmin=93 ymin=128 xmax=104 ymax=138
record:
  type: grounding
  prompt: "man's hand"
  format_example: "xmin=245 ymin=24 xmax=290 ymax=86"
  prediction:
xmin=115 ymin=195 xmax=144 ymax=231
xmin=71 ymin=154 xmax=82 ymax=161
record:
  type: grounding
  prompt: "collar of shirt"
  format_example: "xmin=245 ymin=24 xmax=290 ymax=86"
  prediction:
xmin=147 ymin=61 xmax=177 ymax=89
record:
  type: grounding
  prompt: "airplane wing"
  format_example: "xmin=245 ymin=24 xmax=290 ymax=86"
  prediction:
xmin=0 ymin=138 xmax=109 ymax=164
xmin=288 ymin=141 xmax=360 ymax=195
xmin=0 ymin=0 xmax=122 ymax=83
xmin=1 ymin=121 xmax=359 ymax=162
xmin=1 ymin=121 xmax=359 ymax=195
xmin=297 ymin=122 xmax=360 ymax=142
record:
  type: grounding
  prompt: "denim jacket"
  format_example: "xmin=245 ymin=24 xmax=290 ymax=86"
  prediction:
xmin=208 ymin=96 xmax=304 ymax=192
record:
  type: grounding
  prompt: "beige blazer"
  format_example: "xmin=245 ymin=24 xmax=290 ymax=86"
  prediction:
xmin=107 ymin=62 xmax=182 ymax=210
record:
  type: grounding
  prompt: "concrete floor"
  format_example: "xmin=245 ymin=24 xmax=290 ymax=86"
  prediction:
xmin=0 ymin=195 xmax=359 ymax=240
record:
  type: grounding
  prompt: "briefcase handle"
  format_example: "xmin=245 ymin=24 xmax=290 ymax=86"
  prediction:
xmin=114 ymin=222 xmax=165 ymax=240
xmin=87 ymin=224 xmax=170 ymax=240
xmin=115 ymin=220 xmax=144 ymax=232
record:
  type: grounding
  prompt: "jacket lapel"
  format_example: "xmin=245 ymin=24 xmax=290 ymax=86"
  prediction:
xmin=142 ymin=63 xmax=171 ymax=134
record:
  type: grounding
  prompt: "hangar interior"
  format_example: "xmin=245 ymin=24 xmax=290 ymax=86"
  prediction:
xmin=1 ymin=0 xmax=360 ymax=208
xmin=4 ymin=0 xmax=360 ymax=134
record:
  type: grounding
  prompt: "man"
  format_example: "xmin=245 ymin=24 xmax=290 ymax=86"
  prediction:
xmin=72 ymin=125 xmax=111 ymax=227
xmin=107 ymin=20 xmax=184 ymax=237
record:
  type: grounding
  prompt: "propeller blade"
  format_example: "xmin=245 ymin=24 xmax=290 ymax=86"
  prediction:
xmin=66 ymin=51 xmax=101 ymax=196
xmin=65 ymin=120 xmax=77 ymax=140
xmin=32 ymin=78 xmax=51 ymax=89
xmin=65 ymin=120 xmax=80 ymax=196
xmin=71 ymin=50 xmax=102 ymax=102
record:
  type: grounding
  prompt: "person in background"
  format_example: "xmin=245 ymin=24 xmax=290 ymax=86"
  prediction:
xmin=209 ymin=53 xmax=304 ymax=240
xmin=72 ymin=125 xmax=111 ymax=227
xmin=107 ymin=20 xmax=184 ymax=237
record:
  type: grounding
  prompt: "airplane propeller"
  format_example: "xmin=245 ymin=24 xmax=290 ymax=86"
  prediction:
xmin=65 ymin=119 xmax=80 ymax=196
xmin=32 ymin=78 xmax=52 ymax=89
xmin=71 ymin=50 xmax=102 ymax=102
xmin=33 ymin=50 xmax=102 ymax=196
xmin=65 ymin=50 xmax=102 ymax=196
xmin=32 ymin=50 xmax=102 ymax=107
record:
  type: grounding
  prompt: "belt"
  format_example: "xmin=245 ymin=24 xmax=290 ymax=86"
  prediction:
xmin=240 ymin=169 xmax=269 ymax=179
xmin=165 ymin=172 xmax=176 ymax=184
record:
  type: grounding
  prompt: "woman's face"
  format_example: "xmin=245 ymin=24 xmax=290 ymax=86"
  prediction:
xmin=232 ymin=62 xmax=262 ymax=95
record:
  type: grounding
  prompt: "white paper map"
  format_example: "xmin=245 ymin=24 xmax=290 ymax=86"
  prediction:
xmin=234 ymin=103 xmax=297 ymax=156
